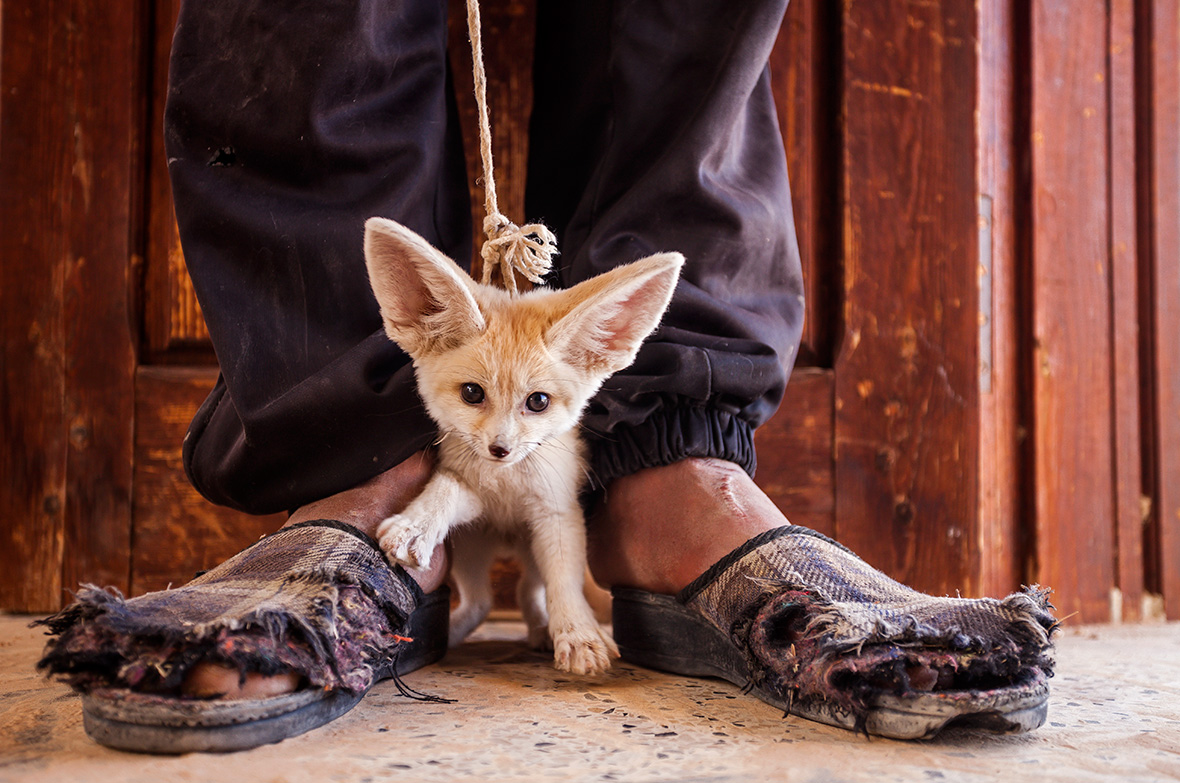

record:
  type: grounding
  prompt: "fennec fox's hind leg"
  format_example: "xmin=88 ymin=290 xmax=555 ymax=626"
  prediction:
xmin=447 ymin=526 xmax=499 ymax=646
xmin=515 ymin=545 xmax=551 ymax=651
xmin=449 ymin=528 xmax=552 ymax=651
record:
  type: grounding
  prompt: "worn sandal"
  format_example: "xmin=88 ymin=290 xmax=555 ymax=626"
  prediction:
xmin=612 ymin=526 xmax=1057 ymax=739
xmin=35 ymin=520 xmax=449 ymax=754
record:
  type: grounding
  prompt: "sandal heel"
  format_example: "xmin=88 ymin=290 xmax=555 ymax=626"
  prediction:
xmin=611 ymin=587 xmax=750 ymax=685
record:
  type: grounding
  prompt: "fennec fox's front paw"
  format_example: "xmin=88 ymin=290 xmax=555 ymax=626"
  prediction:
xmin=376 ymin=512 xmax=440 ymax=569
xmin=551 ymin=621 xmax=619 ymax=676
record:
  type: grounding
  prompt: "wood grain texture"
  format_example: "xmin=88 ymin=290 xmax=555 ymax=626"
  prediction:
xmin=976 ymin=0 xmax=1023 ymax=597
xmin=1028 ymin=1 xmax=1116 ymax=622
xmin=0 ymin=1 xmax=69 ymax=611
xmin=1108 ymin=0 xmax=1145 ymax=621
xmin=59 ymin=0 xmax=141 ymax=602
xmin=769 ymin=0 xmax=840 ymax=368
xmin=0 ymin=0 xmax=140 ymax=610
xmin=132 ymin=367 xmax=284 ymax=595
xmin=835 ymin=1 xmax=981 ymax=594
xmin=143 ymin=0 xmax=211 ymax=361
xmin=753 ymin=369 xmax=835 ymax=537
xmin=1145 ymin=0 xmax=1180 ymax=619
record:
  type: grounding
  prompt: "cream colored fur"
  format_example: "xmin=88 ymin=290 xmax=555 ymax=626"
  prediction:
xmin=364 ymin=217 xmax=683 ymax=675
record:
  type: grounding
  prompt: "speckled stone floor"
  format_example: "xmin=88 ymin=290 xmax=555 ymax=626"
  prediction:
xmin=2 ymin=614 xmax=1178 ymax=783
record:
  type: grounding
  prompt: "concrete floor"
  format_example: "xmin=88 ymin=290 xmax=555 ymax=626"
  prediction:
xmin=2 ymin=614 xmax=1178 ymax=783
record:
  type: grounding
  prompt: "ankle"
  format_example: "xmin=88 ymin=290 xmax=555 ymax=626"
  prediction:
xmin=588 ymin=458 xmax=786 ymax=594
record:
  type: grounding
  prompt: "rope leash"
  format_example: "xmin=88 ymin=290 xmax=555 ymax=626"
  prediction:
xmin=465 ymin=0 xmax=558 ymax=294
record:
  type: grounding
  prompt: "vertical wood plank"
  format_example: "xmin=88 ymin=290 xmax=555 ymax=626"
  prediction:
xmin=144 ymin=0 xmax=212 ymax=360
xmin=753 ymin=369 xmax=836 ymax=538
xmin=1028 ymin=1 xmax=1115 ymax=622
xmin=0 ymin=1 xmax=69 ymax=611
xmin=1 ymin=0 xmax=140 ymax=609
xmin=976 ymin=0 xmax=1024 ymax=596
xmin=769 ymin=0 xmax=839 ymax=367
xmin=1146 ymin=0 xmax=1180 ymax=619
xmin=1108 ymin=0 xmax=1145 ymax=621
xmin=57 ymin=0 xmax=141 ymax=601
xmin=836 ymin=1 xmax=981 ymax=595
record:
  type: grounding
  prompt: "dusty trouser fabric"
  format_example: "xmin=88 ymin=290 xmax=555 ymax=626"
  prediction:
xmin=167 ymin=0 xmax=804 ymax=515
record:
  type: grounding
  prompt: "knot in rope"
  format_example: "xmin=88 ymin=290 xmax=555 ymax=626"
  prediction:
xmin=479 ymin=214 xmax=558 ymax=293
xmin=467 ymin=0 xmax=558 ymax=296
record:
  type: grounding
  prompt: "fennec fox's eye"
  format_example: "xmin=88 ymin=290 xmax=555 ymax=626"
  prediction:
xmin=460 ymin=383 xmax=485 ymax=405
xmin=525 ymin=392 xmax=550 ymax=413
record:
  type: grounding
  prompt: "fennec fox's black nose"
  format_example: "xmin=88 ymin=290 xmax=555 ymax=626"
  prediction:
xmin=489 ymin=444 xmax=511 ymax=459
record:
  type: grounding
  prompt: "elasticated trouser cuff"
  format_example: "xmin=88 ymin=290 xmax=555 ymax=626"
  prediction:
xmin=589 ymin=405 xmax=757 ymax=491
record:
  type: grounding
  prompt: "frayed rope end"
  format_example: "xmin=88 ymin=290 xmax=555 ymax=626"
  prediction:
xmin=480 ymin=213 xmax=559 ymax=294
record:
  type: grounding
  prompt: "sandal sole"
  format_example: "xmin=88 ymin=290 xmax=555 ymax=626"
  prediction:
xmin=612 ymin=588 xmax=1049 ymax=740
xmin=80 ymin=586 xmax=451 ymax=754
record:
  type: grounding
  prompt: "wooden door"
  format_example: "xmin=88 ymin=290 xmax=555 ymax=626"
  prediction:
xmin=4 ymin=0 xmax=1178 ymax=623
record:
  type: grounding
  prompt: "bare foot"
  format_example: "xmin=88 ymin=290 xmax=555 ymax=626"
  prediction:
xmin=181 ymin=451 xmax=447 ymax=699
xmin=588 ymin=458 xmax=787 ymax=595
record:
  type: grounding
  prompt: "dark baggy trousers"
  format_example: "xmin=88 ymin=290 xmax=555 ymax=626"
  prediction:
xmin=167 ymin=0 xmax=804 ymax=515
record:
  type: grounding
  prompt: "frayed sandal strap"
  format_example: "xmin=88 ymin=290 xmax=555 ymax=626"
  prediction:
xmin=680 ymin=524 xmax=1057 ymax=656
xmin=35 ymin=520 xmax=429 ymax=696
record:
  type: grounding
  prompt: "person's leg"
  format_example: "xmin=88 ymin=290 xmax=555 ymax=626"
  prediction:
xmin=168 ymin=0 xmax=470 ymax=517
xmin=162 ymin=0 xmax=472 ymax=700
xmin=526 ymin=0 xmax=802 ymax=592
xmin=590 ymin=458 xmax=788 ymax=594
xmin=38 ymin=1 xmax=469 ymax=728
xmin=526 ymin=2 xmax=1057 ymax=739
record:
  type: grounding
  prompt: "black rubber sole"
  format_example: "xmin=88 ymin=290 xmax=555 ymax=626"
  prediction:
xmin=612 ymin=587 xmax=1049 ymax=740
xmin=81 ymin=586 xmax=451 ymax=755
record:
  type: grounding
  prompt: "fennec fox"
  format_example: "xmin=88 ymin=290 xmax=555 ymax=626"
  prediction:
xmin=364 ymin=217 xmax=682 ymax=675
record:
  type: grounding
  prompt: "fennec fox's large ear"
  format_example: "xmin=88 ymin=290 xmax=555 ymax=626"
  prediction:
xmin=364 ymin=217 xmax=485 ymax=358
xmin=548 ymin=252 xmax=684 ymax=378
